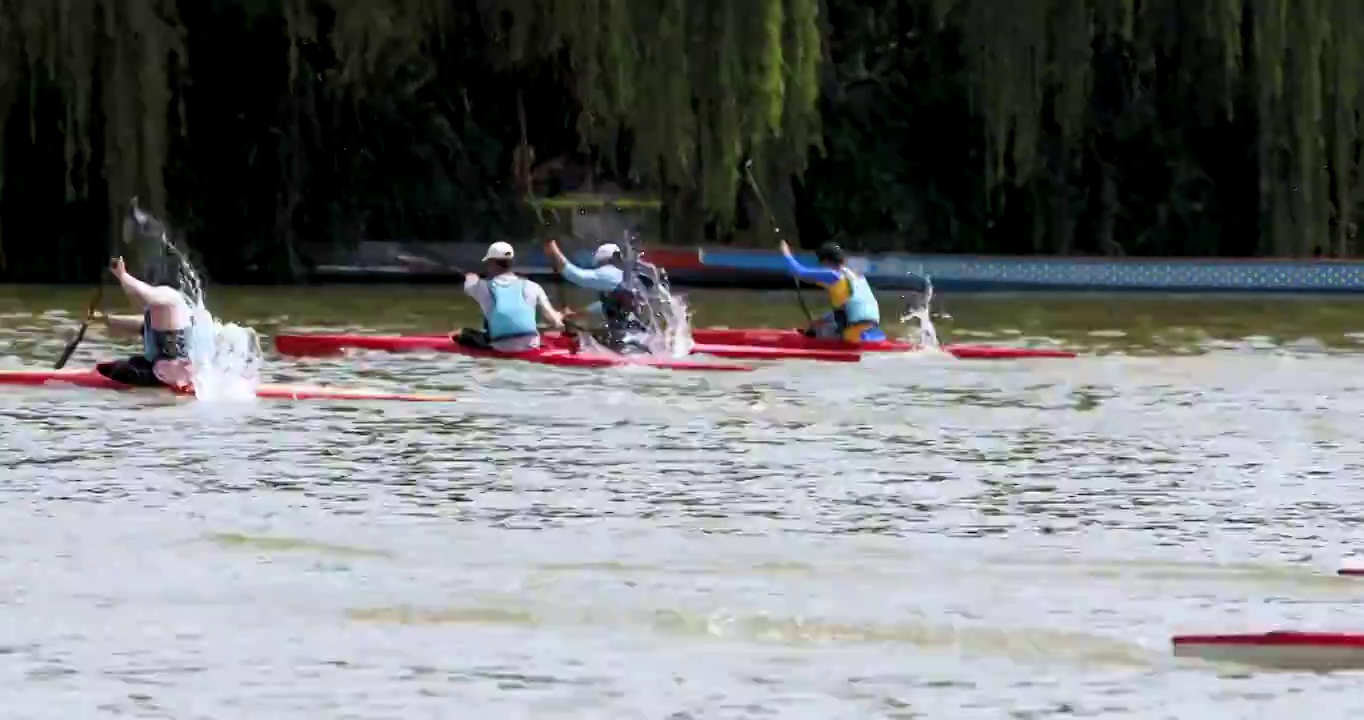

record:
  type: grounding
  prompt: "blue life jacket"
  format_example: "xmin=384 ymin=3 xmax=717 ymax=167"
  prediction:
xmin=484 ymin=278 xmax=538 ymax=340
xmin=835 ymin=269 xmax=880 ymax=327
xmin=141 ymin=309 xmax=189 ymax=361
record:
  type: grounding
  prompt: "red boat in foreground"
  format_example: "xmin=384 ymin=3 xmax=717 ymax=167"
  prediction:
xmin=0 ymin=368 xmax=456 ymax=402
xmin=683 ymin=328 xmax=1077 ymax=359
xmin=1172 ymin=631 xmax=1364 ymax=671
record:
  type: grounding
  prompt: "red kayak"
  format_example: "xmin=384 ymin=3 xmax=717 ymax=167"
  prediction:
xmin=1172 ymin=631 xmax=1364 ymax=671
xmin=1338 ymin=568 xmax=1364 ymax=577
xmin=688 ymin=328 xmax=1076 ymax=359
xmin=0 ymin=368 xmax=456 ymax=402
xmin=273 ymin=334 xmax=754 ymax=372
xmin=535 ymin=333 xmax=859 ymax=362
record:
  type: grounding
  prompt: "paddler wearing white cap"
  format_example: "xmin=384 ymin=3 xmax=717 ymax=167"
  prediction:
xmin=453 ymin=241 xmax=565 ymax=351
xmin=543 ymin=238 xmax=651 ymax=354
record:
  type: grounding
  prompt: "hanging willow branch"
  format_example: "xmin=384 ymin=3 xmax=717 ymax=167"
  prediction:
xmin=5 ymin=0 xmax=1364 ymax=261
xmin=931 ymin=0 xmax=1364 ymax=256
xmin=488 ymin=0 xmax=824 ymax=227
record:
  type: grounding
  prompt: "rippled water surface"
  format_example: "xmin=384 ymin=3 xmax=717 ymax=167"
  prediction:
xmin=5 ymin=285 xmax=1364 ymax=718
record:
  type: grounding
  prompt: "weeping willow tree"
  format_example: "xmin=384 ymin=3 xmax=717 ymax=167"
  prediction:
xmin=0 ymin=0 xmax=185 ymax=269
xmin=488 ymin=0 xmax=823 ymax=233
xmin=8 ymin=0 xmax=1364 ymax=280
xmin=931 ymin=0 xmax=1364 ymax=256
xmin=0 ymin=0 xmax=454 ymax=276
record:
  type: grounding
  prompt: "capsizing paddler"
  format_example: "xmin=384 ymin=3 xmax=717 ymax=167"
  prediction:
xmin=94 ymin=256 xmax=195 ymax=389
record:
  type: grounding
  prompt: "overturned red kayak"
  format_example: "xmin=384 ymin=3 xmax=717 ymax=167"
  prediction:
xmin=0 ymin=368 xmax=456 ymax=402
xmin=689 ymin=328 xmax=1076 ymax=359
xmin=273 ymin=334 xmax=754 ymax=372
xmin=1172 ymin=631 xmax=1364 ymax=671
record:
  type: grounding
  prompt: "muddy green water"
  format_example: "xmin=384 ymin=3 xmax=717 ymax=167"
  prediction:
xmin=4 ymin=284 xmax=1364 ymax=718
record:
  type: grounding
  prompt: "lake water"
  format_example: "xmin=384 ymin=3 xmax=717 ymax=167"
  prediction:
xmin=3 ymin=285 xmax=1364 ymax=718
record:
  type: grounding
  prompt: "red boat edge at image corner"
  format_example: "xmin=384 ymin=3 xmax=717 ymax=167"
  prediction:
xmin=0 ymin=368 xmax=457 ymax=402
xmin=1171 ymin=631 xmax=1364 ymax=672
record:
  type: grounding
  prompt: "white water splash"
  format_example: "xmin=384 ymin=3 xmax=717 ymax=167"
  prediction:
xmin=131 ymin=204 xmax=263 ymax=401
xmin=626 ymin=231 xmax=694 ymax=358
xmin=899 ymin=275 xmax=941 ymax=349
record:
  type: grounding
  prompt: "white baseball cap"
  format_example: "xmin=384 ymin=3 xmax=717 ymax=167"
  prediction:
xmin=593 ymin=243 xmax=621 ymax=265
xmin=482 ymin=241 xmax=515 ymax=261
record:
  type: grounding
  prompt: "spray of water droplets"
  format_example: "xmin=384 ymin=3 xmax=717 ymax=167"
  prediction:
xmin=622 ymin=230 xmax=694 ymax=358
xmin=899 ymin=275 xmax=941 ymax=349
xmin=129 ymin=205 xmax=263 ymax=401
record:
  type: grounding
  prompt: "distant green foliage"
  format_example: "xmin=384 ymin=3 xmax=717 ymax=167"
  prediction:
xmin=0 ymin=0 xmax=1360 ymax=282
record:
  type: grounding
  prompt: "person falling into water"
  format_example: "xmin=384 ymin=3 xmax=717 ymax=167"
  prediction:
xmin=778 ymin=240 xmax=886 ymax=343
xmin=543 ymin=239 xmax=654 ymax=355
xmin=453 ymin=241 xmax=566 ymax=351
xmin=93 ymin=256 xmax=195 ymax=389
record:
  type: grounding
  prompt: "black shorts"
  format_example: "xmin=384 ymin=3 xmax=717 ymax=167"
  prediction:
xmin=96 ymin=355 xmax=166 ymax=387
xmin=451 ymin=328 xmax=492 ymax=349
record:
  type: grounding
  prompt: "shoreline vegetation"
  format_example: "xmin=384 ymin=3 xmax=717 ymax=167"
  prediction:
xmin=1 ymin=0 xmax=1362 ymax=283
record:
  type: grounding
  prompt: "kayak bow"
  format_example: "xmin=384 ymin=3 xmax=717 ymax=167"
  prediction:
xmin=0 ymin=368 xmax=455 ymax=402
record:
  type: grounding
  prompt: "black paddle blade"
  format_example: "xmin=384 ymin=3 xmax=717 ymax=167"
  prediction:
xmin=53 ymin=323 xmax=89 ymax=370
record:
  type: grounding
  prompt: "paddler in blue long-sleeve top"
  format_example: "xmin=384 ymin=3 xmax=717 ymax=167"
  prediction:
xmin=544 ymin=239 xmax=653 ymax=354
xmin=779 ymin=240 xmax=886 ymax=343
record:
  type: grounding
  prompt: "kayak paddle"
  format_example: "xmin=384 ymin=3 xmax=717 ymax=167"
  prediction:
xmin=394 ymin=253 xmax=468 ymax=276
xmin=55 ymin=201 xmax=134 ymax=369
xmin=53 ymin=283 xmax=103 ymax=370
xmin=742 ymin=159 xmax=814 ymax=325
xmin=516 ymin=87 xmax=569 ymax=310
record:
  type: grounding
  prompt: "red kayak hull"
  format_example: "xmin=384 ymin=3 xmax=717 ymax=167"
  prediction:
xmin=1172 ymin=631 xmax=1364 ymax=670
xmin=1338 ymin=568 xmax=1364 ymax=576
xmin=0 ymin=368 xmax=455 ymax=402
xmin=273 ymin=334 xmax=754 ymax=372
xmin=688 ymin=328 xmax=1076 ymax=359
xmin=536 ymin=333 xmax=859 ymax=362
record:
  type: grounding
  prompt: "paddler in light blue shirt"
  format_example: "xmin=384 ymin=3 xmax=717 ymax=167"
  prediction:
xmin=453 ymin=241 xmax=565 ymax=352
xmin=779 ymin=240 xmax=886 ymax=343
xmin=544 ymin=239 xmax=652 ymax=354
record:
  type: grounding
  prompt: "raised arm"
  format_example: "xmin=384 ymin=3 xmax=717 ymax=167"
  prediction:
xmin=546 ymin=239 xmax=623 ymax=292
xmin=560 ymin=262 xmax=622 ymax=292
xmin=110 ymin=257 xmax=183 ymax=308
xmin=779 ymin=242 xmax=841 ymax=285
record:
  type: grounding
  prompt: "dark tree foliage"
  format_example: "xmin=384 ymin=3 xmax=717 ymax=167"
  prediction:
xmin=0 ymin=0 xmax=1359 ymax=282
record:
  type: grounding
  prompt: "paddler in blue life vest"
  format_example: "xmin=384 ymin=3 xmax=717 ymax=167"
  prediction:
xmin=779 ymin=240 xmax=887 ymax=343
xmin=543 ymin=238 xmax=654 ymax=354
xmin=453 ymin=241 xmax=565 ymax=351
xmin=92 ymin=255 xmax=194 ymax=389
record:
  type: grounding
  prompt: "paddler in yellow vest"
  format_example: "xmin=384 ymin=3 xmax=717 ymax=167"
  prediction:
xmin=779 ymin=240 xmax=887 ymax=343
xmin=453 ymin=241 xmax=566 ymax=351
